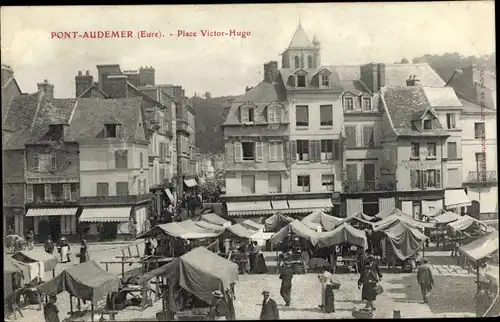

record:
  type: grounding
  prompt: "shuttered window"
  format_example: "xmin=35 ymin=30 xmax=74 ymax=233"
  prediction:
xmin=63 ymin=184 xmax=71 ymax=200
xmin=363 ymin=126 xmax=375 ymax=148
xmin=255 ymin=142 xmax=263 ymax=162
xmin=44 ymin=184 xmax=52 ymax=201
xmin=116 ymin=182 xmax=129 ymax=196
xmin=290 ymin=141 xmax=297 ymax=163
xmin=97 ymin=183 xmax=109 ymax=196
xmin=268 ymin=174 xmax=282 ymax=193
xmin=51 ymin=152 xmax=57 ymax=171
xmin=27 ymin=185 xmax=34 ymax=202
xmin=269 ymin=141 xmax=284 ymax=162
xmin=115 ymin=150 xmax=128 ymax=168
xmin=345 ymin=126 xmax=357 ymax=148
xmin=296 ymin=140 xmax=309 ymax=161
xmin=234 ymin=142 xmax=242 ymax=162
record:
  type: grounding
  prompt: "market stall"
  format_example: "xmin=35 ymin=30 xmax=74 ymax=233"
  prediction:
xmin=343 ymin=212 xmax=377 ymax=231
xmin=138 ymin=247 xmax=238 ymax=321
xmin=264 ymin=213 xmax=294 ymax=232
xmin=199 ymin=213 xmax=232 ymax=228
xmin=37 ymin=260 xmax=121 ymax=322
xmin=374 ymin=208 xmax=407 ymax=220
xmin=301 ymin=211 xmax=344 ymax=232
xmin=240 ymin=219 xmax=263 ymax=232
xmin=430 ymin=211 xmax=462 ymax=249
xmin=12 ymin=250 xmax=58 ymax=279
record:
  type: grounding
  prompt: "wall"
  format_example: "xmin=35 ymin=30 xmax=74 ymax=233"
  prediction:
xmin=3 ymin=150 xmax=26 ymax=206
xmin=290 ymin=166 xmax=341 ymax=193
xmin=25 ymin=143 xmax=80 ymax=179
xmin=461 ymin=114 xmax=497 ymax=177
xmin=225 ymin=171 xmax=291 ymax=195
xmin=289 ymin=97 xmax=343 ymax=135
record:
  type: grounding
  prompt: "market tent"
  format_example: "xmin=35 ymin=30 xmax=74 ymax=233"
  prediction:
xmin=241 ymin=219 xmax=263 ymax=231
xmin=12 ymin=250 xmax=58 ymax=271
xmin=138 ymin=222 xmax=220 ymax=240
xmin=373 ymin=213 xmax=435 ymax=232
xmin=459 ymin=230 xmax=499 ymax=263
xmin=448 ymin=215 xmax=486 ymax=232
xmin=375 ymin=208 xmax=406 ymax=220
xmin=139 ymin=247 xmax=239 ymax=304
xmin=343 ymin=213 xmax=377 ymax=228
xmin=37 ymin=260 xmax=120 ymax=304
xmin=4 ymin=256 xmax=30 ymax=298
xmin=317 ymin=223 xmax=368 ymax=248
xmin=384 ymin=221 xmax=429 ymax=261
xmin=301 ymin=211 xmax=344 ymax=232
xmin=269 ymin=220 xmax=320 ymax=246
xmin=422 ymin=207 xmax=443 ymax=218
xmin=226 ymin=224 xmax=255 ymax=239
xmin=433 ymin=211 xmax=461 ymax=224
xmin=200 ymin=213 xmax=232 ymax=228
xmin=264 ymin=213 xmax=294 ymax=231
xmin=193 ymin=220 xmax=226 ymax=232
xmin=177 ymin=219 xmax=223 ymax=234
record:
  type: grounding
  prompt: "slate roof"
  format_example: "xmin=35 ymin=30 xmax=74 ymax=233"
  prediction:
xmin=286 ymin=23 xmax=314 ymax=49
xmin=340 ymin=80 xmax=370 ymax=95
xmin=2 ymin=77 xmax=22 ymax=125
xmin=460 ymin=98 xmax=496 ymax=114
xmin=384 ymin=64 xmax=446 ymax=87
xmin=449 ymin=67 xmax=496 ymax=103
xmin=64 ymin=97 xmax=145 ymax=143
xmin=4 ymin=92 xmax=44 ymax=149
xmin=381 ymin=86 xmax=449 ymax=137
xmin=421 ymin=87 xmax=462 ymax=107
xmin=77 ymin=83 xmax=110 ymax=99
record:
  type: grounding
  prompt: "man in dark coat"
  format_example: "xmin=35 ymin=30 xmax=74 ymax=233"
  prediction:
xmin=260 ymin=290 xmax=279 ymax=320
xmin=475 ymin=280 xmax=493 ymax=317
xmin=279 ymin=262 xmax=294 ymax=306
xmin=43 ymin=295 xmax=60 ymax=322
xmin=416 ymin=258 xmax=434 ymax=303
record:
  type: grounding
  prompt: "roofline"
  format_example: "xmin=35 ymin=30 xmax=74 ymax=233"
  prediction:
xmin=77 ymin=83 xmax=110 ymax=99
xmin=2 ymin=77 xmax=23 ymax=94
xmin=127 ymin=82 xmax=167 ymax=109
xmin=379 ymin=89 xmax=399 ymax=136
xmin=397 ymin=133 xmax=450 ymax=138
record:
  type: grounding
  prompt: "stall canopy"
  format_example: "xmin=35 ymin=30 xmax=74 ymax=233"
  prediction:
xmin=317 ymin=223 xmax=368 ymax=248
xmin=433 ymin=211 xmax=461 ymax=224
xmin=422 ymin=207 xmax=443 ymax=218
xmin=301 ymin=211 xmax=344 ymax=232
xmin=12 ymin=250 xmax=58 ymax=271
xmin=445 ymin=189 xmax=471 ymax=210
xmin=241 ymin=219 xmax=263 ymax=231
xmin=459 ymin=230 xmax=499 ymax=263
xmin=373 ymin=214 xmax=434 ymax=232
xmin=4 ymin=256 xmax=30 ymax=298
xmin=226 ymin=201 xmax=273 ymax=216
xmin=193 ymin=220 xmax=226 ymax=232
xmin=374 ymin=208 xmax=406 ymax=220
xmin=343 ymin=213 xmax=377 ymax=228
xmin=184 ymin=179 xmax=198 ymax=187
xmin=384 ymin=221 xmax=429 ymax=261
xmin=270 ymin=220 xmax=320 ymax=246
xmin=447 ymin=215 xmax=486 ymax=232
xmin=177 ymin=220 xmax=216 ymax=233
xmin=200 ymin=213 xmax=231 ymax=227
xmin=139 ymin=247 xmax=239 ymax=304
xmin=286 ymin=198 xmax=334 ymax=214
xmin=37 ymin=260 xmax=120 ymax=304
xmin=138 ymin=222 xmax=221 ymax=240
xmin=264 ymin=213 xmax=294 ymax=231
xmin=226 ymin=224 xmax=255 ymax=239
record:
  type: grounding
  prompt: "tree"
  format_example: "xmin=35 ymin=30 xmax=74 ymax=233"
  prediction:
xmin=204 ymin=92 xmax=212 ymax=99
xmin=400 ymin=58 xmax=409 ymax=64
xmin=200 ymin=169 xmax=225 ymax=202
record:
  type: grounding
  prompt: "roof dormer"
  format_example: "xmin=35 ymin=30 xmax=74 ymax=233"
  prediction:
xmin=104 ymin=118 xmax=122 ymax=138
xmin=239 ymin=102 xmax=257 ymax=124
xmin=294 ymin=69 xmax=308 ymax=88
xmin=266 ymin=102 xmax=283 ymax=124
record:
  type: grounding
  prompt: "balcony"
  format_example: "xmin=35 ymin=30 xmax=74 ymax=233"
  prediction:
xmin=26 ymin=198 xmax=79 ymax=207
xmin=79 ymin=193 xmax=154 ymax=206
xmin=464 ymin=171 xmax=497 ymax=186
xmin=343 ymin=180 xmax=397 ymax=193
xmin=176 ymin=119 xmax=193 ymax=135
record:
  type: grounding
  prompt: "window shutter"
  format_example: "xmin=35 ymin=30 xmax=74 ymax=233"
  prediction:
xmin=33 ymin=153 xmax=39 ymax=171
xmin=255 ymin=142 xmax=264 ymax=162
xmin=436 ymin=170 xmax=441 ymax=188
xmin=278 ymin=142 xmax=284 ymax=161
xmin=234 ymin=142 xmax=242 ymax=162
xmin=422 ymin=171 xmax=428 ymax=189
xmin=241 ymin=107 xmax=249 ymax=123
xmin=269 ymin=142 xmax=275 ymax=161
xmin=333 ymin=140 xmax=340 ymax=160
xmin=291 ymin=141 xmax=297 ymax=163
xmin=268 ymin=107 xmax=275 ymax=123
xmin=309 ymin=140 xmax=315 ymax=161
xmin=44 ymin=184 xmax=52 ymax=201
xmin=315 ymin=140 xmax=321 ymax=162
xmin=410 ymin=170 xmax=417 ymax=188
xmin=27 ymin=185 xmax=34 ymax=202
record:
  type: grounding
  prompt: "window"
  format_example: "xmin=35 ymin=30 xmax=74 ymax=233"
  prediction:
xmin=426 ymin=143 xmax=436 ymax=158
xmin=448 ymin=168 xmax=460 ymax=187
xmin=362 ymin=126 xmax=375 ymax=148
xmin=297 ymin=75 xmax=306 ymax=88
xmin=63 ymin=184 xmax=71 ymax=200
xmin=362 ymin=98 xmax=372 ymax=110
xmin=474 ymin=122 xmax=485 ymax=139
xmin=268 ymin=106 xmax=280 ymax=124
xmin=116 ymin=182 xmax=129 ymax=196
xmin=241 ymin=175 xmax=255 ymax=194
xmin=344 ymin=97 xmax=354 ymax=110
xmin=411 ymin=143 xmax=420 ymax=158
xmin=320 ymin=140 xmax=333 ymax=160
xmin=411 ymin=170 xmax=441 ymax=189
xmin=27 ymin=184 xmax=34 ymax=202
xmin=34 ymin=153 xmax=56 ymax=172
xmin=51 ymin=184 xmax=63 ymax=201
xmin=447 ymin=142 xmax=457 ymax=159
xmin=446 ymin=113 xmax=456 ymax=129
xmin=346 ymin=164 xmax=358 ymax=183
xmin=115 ymin=150 xmax=128 ymax=168
xmin=269 ymin=141 xmax=284 ymax=161
xmin=296 ymin=140 xmax=309 ymax=161
xmin=140 ymin=152 xmax=144 ymax=169
xmin=268 ymin=174 xmax=282 ymax=193
xmin=423 ymin=119 xmax=432 ymax=130
xmin=96 ymin=183 xmax=109 ymax=196
xmin=44 ymin=184 xmax=52 ymax=201
xmin=104 ymin=124 xmax=117 ymax=138
xmin=159 ymin=168 xmax=165 ymax=183
xmin=321 ymin=175 xmax=334 ymax=192
xmin=320 ymin=105 xmax=333 ymax=126
xmin=345 ymin=126 xmax=357 ymax=148
xmin=294 ymin=56 xmax=300 ymax=68
xmin=241 ymin=107 xmax=255 ymax=123
xmin=476 ymin=153 xmax=486 ymax=173
xmin=242 ymin=142 xmax=255 ymax=161
xmin=427 ymin=170 xmax=438 ymax=188
xmin=295 ymin=105 xmax=309 ymax=127
xmin=248 ymin=108 xmax=254 ymax=122
xmin=363 ymin=164 xmax=376 ymax=190
xmin=307 ymin=56 xmax=313 ymax=68
xmin=321 ymin=75 xmax=329 ymax=87
xmin=297 ymin=175 xmax=310 ymax=192
xmin=160 ymin=115 xmax=165 ymax=133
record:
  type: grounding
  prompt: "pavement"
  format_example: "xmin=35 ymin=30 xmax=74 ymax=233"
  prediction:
xmin=5 ymin=243 xmax=477 ymax=321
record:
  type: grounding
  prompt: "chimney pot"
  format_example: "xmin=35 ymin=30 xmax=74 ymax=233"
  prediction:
xmin=78 ymin=71 xmax=82 ymax=76
xmin=86 ymin=70 xmax=90 ymax=75
xmin=44 ymin=79 xmax=48 ymax=83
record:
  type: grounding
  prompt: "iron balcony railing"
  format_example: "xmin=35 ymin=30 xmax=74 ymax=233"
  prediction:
xmin=79 ymin=193 xmax=154 ymax=206
xmin=465 ymin=171 xmax=497 ymax=184
xmin=343 ymin=180 xmax=397 ymax=193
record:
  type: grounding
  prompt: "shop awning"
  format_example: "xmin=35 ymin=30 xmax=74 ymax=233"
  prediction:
xmin=26 ymin=207 xmax=79 ymax=217
xmin=459 ymin=231 xmax=499 ymax=263
xmin=184 ymin=179 xmax=198 ymax=187
xmin=445 ymin=189 xmax=471 ymax=209
xmin=271 ymin=200 xmax=289 ymax=210
xmin=165 ymin=189 xmax=174 ymax=201
xmin=433 ymin=211 xmax=461 ymax=224
xmin=79 ymin=207 xmax=131 ymax=223
xmin=226 ymin=201 xmax=273 ymax=216
xmin=287 ymin=199 xmax=333 ymax=209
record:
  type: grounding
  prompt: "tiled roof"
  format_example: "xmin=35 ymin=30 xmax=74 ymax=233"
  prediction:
xmin=340 ymin=80 xmax=370 ymax=95
xmin=384 ymin=64 xmax=446 ymax=87
xmin=2 ymin=78 xmax=22 ymax=125
xmin=287 ymin=23 xmax=314 ymax=49
xmin=329 ymin=65 xmax=361 ymax=81
xmin=421 ymin=87 xmax=462 ymax=107
xmin=449 ymin=67 xmax=496 ymax=103
xmin=78 ymin=83 xmax=110 ymax=99
xmin=4 ymin=92 xmax=44 ymax=149
xmin=460 ymin=98 xmax=496 ymax=114
xmin=382 ymin=87 xmax=448 ymax=137
xmin=64 ymin=97 xmax=145 ymax=143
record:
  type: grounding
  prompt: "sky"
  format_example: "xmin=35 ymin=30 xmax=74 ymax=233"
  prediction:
xmin=1 ymin=2 xmax=495 ymax=98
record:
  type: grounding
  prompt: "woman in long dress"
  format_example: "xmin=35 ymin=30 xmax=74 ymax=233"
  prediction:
xmin=79 ymin=238 xmax=89 ymax=263
xmin=57 ymin=236 xmax=71 ymax=263
xmin=357 ymin=256 xmax=382 ymax=311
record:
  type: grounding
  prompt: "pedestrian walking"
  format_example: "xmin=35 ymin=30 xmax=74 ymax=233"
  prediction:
xmin=279 ymin=262 xmax=294 ymax=306
xmin=357 ymin=255 xmax=382 ymax=311
xmin=318 ymin=265 xmax=333 ymax=310
xmin=57 ymin=236 xmax=71 ymax=263
xmin=208 ymin=290 xmax=228 ymax=320
xmin=475 ymin=280 xmax=493 ymax=317
xmin=26 ymin=230 xmax=34 ymax=250
xmin=43 ymin=295 xmax=60 ymax=322
xmin=44 ymin=237 xmax=55 ymax=254
xmin=416 ymin=258 xmax=434 ymax=303
xmin=79 ymin=238 xmax=89 ymax=263
xmin=260 ymin=290 xmax=279 ymax=320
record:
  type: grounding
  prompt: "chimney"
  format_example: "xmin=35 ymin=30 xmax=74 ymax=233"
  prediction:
xmin=37 ymin=79 xmax=54 ymax=99
xmin=1 ymin=64 xmax=14 ymax=87
xmin=139 ymin=66 xmax=155 ymax=86
xmin=406 ymin=75 xmax=420 ymax=87
xmin=96 ymin=64 xmax=122 ymax=92
xmin=263 ymin=63 xmax=271 ymax=83
xmin=75 ymin=70 xmax=94 ymax=98
xmin=360 ymin=63 xmax=379 ymax=93
xmin=377 ymin=63 xmax=386 ymax=89
xmin=104 ymin=74 xmax=128 ymax=98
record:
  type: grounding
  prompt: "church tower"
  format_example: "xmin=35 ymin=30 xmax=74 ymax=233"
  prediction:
xmin=281 ymin=23 xmax=319 ymax=69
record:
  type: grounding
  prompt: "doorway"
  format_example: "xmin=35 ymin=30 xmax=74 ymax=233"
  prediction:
xmin=48 ymin=217 xmax=61 ymax=241
xmin=363 ymin=202 xmax=379 ymax=216
xmin=38 ymin=219 xmax=50 ymax=242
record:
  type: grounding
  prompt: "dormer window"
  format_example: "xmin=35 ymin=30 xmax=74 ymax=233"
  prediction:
xmin=423 ymin=119 xmax=432 ymax=130
xmin=105 ymin=124 xmax=117 ymax=137
xmin=49 ymin=124 xmax=64 ymax=141
xmin=321 ymin=75 xmax=329 ymax=87
xmin=297 ymin=75 xmax=306 ymax=88
xmin=344 ymin=97 xmax=354 ymax=110
xmin=362 ymin=97 xmax=372 ymax=110
xmin=241 ymin=106 xmax=255 ymax=123
xmin=268 ymin=105 xmax=280 ymax=124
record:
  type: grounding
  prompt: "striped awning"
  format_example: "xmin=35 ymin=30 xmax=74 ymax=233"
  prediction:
xmin=287 ymin=199 xmax=333 ymax=209
xmin=346 ymin=199 xmax=363 ymax=216
xmin=227 ymin=201 xmax=273 ymax=217
xmin=26 ymin=207 xmax=78 ymax=217
xmin=271 ymin=200 xmax=289 ymax=210
xmin=79 ymin=207 xmax=132 ymax=223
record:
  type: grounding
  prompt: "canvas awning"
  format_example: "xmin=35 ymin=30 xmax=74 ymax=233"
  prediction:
xmin=375 ymin=208 xmax=406 ymax=220
xmin=184 ymin=179 xmax=198 ymax=187
xmin=301 ymin=211 xmax=344 ymax=232
xmin=270 ymin=220 xmax=320 ymax=246
xmin=384 ymin=221 xmax=429 ymax=261
xmin=226 ymin=224 xmax=255 ymax=239
xmin=12 ymin=250 xmax=58 ymax=271
xmin=200 ymin=213 xmax=231 ymax=228
xmin=317 ymin=223 xmax=368 ymax=248
xmin=177 ymin=220 xmax=211 ymax=233
xmin=271 ymin=200 xmax=289 ymax=210
xmin=26 ymin=207 xmax=79 ymax=217
xmin=433 ymin=211 xmax=461 ymax=224
xmin=138 ymin=222 xmax=220 ymax=240
xmin=193 ymin=220 xmax=226 ymax=232
xmin=445 ymin=189 xmax=471 ymax=209
xmin=459 ymin=231 xmax=499 ymax=263
xmin=241 ymin=219 xmax=263 ymax=231
xmin=448 ymin=215 xmax=483 ymax=232
xmin=264 ymin=213 xmax=294 ymax=231
xmin=79 ymin=207 xmax=131 ymax=222
xmin=165 ymin=188 xmax=174 ymax=201
xmin=226 ymin=201 xmax=273 ymax=216
xmin=287 ymin=198 xmax=333 ymax=209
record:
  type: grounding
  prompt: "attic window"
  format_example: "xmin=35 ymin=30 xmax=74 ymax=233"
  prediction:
xmin=423 ymin=119 xmax=432 ymax=130
xmin=297 ymin=75 xmax=306 ymax=88
xmin=105 ymin=124 xmax=117 ymax=137
xmin=321 ymin=75 xmax=329 ymax=87
xmin=268 ymin=106 xmax=280 ymax=124
xmin=241 ymin=107 xmax=255 ymax=123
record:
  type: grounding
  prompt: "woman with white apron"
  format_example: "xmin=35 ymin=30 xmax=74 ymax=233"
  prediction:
xmin=57 ymin=236 xmax=71 ymax=263
xmin=318 ymin=265 xmax=332 ymax=310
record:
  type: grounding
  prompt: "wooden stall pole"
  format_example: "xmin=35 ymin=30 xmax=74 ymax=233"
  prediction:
xmin=69 ymin=295 xmax=73 ymax=314
xmin=476 ymin=263 xmax=480 ymax=293
xmin=121 ymin=261 xmax=125 ymax=279
xmin=91 ymin=303 xmax=94 ymax=322
xmin=276 ymin=248 xmax=279 ymax=275
xmin=52 ymin=269 xmax=55 ymax=278
xmin=136 ymin=244 xmax=140 ymax=257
